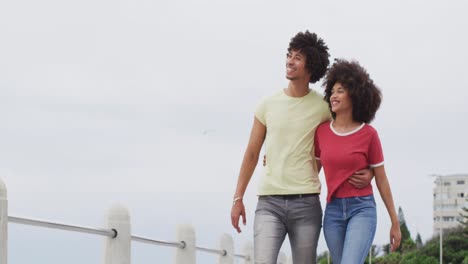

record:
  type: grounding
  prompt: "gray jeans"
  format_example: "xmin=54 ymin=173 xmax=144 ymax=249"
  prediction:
xmin=254 ymin=195 xmax=322 ymax=264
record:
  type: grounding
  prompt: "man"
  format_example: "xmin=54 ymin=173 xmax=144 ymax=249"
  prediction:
xmin=231 ymin=31 xmax=372 ymax=264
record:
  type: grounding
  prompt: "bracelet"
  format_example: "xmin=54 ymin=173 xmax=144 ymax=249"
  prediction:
xmin=232 ymin=196 xmax=243 ymax=206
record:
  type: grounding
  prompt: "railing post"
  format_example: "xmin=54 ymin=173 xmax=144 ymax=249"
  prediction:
xmin=243 ymin=241 xmax=253 ymax=264
xmin=0 ymin=178 xmax=7 ymax=264
xmin=277 ymin=251 xmax=286 ymax=264
xmin=217 ymin=233 xmax=233 ymax=264
xmin=104 ymin=205 xmax=131 ymax=264
xmin=174 ymin=224 xmax=195 ymax=264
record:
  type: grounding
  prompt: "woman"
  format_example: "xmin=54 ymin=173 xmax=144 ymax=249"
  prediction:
xmin=314 ymin=59 xmax=401 ymax=264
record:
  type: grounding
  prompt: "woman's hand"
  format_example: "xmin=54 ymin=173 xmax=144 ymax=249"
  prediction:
xmin=390 ymin=222 xmax=402 ymax=252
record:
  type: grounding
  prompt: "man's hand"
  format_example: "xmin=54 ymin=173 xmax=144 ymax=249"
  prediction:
xmin=348 ymin=168 xmax=373 ymax=189
xmin=231 ymin=200 xmax=246 ymax=233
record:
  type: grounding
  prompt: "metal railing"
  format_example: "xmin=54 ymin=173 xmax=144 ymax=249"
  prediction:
xmin=8 ymin=216 xmax=116 ymax=238
xmin=0 ymin=178 xmax=290 ymax=263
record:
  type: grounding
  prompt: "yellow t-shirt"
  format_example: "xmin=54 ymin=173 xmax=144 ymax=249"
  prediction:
xmin=255 ymin=89 xmax=331 ymax=195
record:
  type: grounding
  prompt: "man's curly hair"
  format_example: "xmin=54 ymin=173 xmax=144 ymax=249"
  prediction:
xmin=288 ymin=31 xmax=330 ymax=83
xmin=323 ymin=59 xmax=382 ymax=123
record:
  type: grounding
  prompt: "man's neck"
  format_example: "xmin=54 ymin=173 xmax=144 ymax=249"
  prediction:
xmin=286 ymin=80 xmax=310 ymax=97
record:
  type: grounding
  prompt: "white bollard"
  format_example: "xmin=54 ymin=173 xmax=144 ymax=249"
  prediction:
xmin=217 ymin=233 xmax=233 ymax=264
xmin=0 ymin=178 xmax=7 ymax=264
xmin=242 ymin=241 xmax=253 ymax=264
xmin=174 ymin=224 xmax=196 ymax=264
xmin=104 ymin=205 xmax=131 ymax=264
xmin=277 ymin=251 xmax=286 ymax=264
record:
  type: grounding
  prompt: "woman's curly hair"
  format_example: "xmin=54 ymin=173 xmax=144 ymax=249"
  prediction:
xmin=323 ymin=59 xmax=382 ymax=123
xmin=288 ymin=31 xmax=330 ymax=83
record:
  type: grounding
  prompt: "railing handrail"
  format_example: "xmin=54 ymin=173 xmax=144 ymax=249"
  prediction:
xmin=195 ymin=245 xmax=227 ymax=256
xmin=0 ymin=178 xmax=266 ymax=264
xmin=7 ymin=215 xmax=247 ymax=259
xmin=8 ymin=216 xmax=116 ymax=238
xmin=131 ymin=234 xmax=185 ymax=249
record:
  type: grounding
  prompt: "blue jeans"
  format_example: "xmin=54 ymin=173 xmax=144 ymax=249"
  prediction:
xmin=323 ymin=195 xmax=377 ymax=264
xmin=254 ymin=195 xmax=322 ymax=264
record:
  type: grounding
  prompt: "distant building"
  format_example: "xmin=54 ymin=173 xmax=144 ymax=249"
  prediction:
xmin=433 ymin=174 xmax=468 ymax=235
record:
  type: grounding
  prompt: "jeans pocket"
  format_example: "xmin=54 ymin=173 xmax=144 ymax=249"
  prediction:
xmin=302 ymin=195 xmax=321 ymax=207
xmin=355 ymin=195 xmax=376 ymax=206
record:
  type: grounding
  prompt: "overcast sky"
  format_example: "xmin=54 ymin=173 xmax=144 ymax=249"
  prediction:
xmin=1 ymin=0 xmax=468 ymax=263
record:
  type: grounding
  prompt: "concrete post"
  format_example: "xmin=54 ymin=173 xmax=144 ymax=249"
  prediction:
xmin=174 ymin=224 xmax=195 ymax=264
xmin=217 ymin=233 xmax=233 ymax=264
xmin=104 ymin=205 xmax=131 ymax=264
xmin=0 ymin=178 xmax=7 ymax=264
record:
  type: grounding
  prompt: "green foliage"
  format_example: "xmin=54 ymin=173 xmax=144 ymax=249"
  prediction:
xmin=370 ymin=244 xmax=380 ymax=259
xmin=415 ymin=233 xmax=423 ymax=249
xmin=442 ymin=229 xmax=468 ymax=263
xmin=374 ymin=252 xmax=401 ymax=264
xmin=316 ymin=250 xmax=331 ymax=264
xmin=401 ymin=238 xmax=416 ymax=253
xmin=317 ymin=258 xmax=329 ymax=264
xmin=463 ymin=255 xmax=468 ymax=264
xmin=374 ymin=206 xmax=468 ymax=264
xmin=364 ymin=245 xmax=380 ymax=264
xmin=399 ymin=207 xmax=412 ymax=242
xmin=399 ymin=251 xmax=438 ymax=264
xmin=396 ymin=207 xmax=416 ymax=254
xmin=382 ymin=243 xmax=390 ymax=255
xmin=317 ymin=203 xmax=468 ymax=264
xmin=350 ymin=227 xmax=467 ymax=263
xmin=459 ymin=197 xmax=468 ymax=237
xmin=400 ymin=222 xmax=411 ymax=242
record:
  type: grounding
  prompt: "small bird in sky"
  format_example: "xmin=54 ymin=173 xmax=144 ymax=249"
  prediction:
xmin=202 ymin=129 xmax=216 ymax=135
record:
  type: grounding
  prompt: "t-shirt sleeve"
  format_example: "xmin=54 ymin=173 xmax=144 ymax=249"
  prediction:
xmin=254 ymin=98 xmax=267 ymax=125
xmin=314 ymin=128 xmax=321 ymax=160
xmin=368 ymin=129 xmax=384 ymax=168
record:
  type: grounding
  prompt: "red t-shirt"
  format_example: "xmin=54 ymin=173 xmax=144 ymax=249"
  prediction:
xmin=314 ymin=121 xmax=384 ymax=202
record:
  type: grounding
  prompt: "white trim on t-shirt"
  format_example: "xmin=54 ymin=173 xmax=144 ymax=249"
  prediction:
xmin=370 ymin=161 xmax=385 ymax=168
xmin=330 ymin=121 xmax=366 ymax=136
